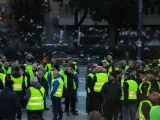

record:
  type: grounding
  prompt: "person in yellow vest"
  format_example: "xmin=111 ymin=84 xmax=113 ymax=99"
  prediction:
xmin=11 ymin=66 xmax=26 ymax=107
xmin=24 ymin=76 xmax=45 ymax=120
xmin=122 ymin=72 xmax=138 ymax=120
xmin=20 ymin=65 xmax=29 ymax=88
xmin=86 ymin=65 xmax=97 ymax=114
xmin=37 ymin=70 xmax=49 ymax=110
xmin=25 ymin=59 xmax=33 ymax=73
xmin=139 ymin=74 xmax=153 ymax=101
xmin=27 ymin=63 xmax=38 ymax=81
xmin=3 ymin=61 xmax=12 ymax=79
xmin=62 ymin=66 xmax=78 ymax=116
xmin=90 ymin=66 xmax=108 ymax=113
xmin=0 ymin=65 xmax=6 ymax=90
xmin=50 ymin=66 xmax=64 ymax=120
xmin=138 ymin=89 xmax=159 ymax=120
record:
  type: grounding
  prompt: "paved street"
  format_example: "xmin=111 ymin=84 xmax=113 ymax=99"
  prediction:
xmin=22 ymin=66 xmax=88 ymax=120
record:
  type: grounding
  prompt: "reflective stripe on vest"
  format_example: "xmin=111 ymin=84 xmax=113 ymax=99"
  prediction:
xmin=26 ymin=87 xmax=45 ymax=110
xmin=94 ymin=73 xmax=108 ymax=92
xmin=63 ymin=74 xmax=76 ymax=90
xmin=139 ymin=100 xmax=152 ymax=120
xmin=51 ymin=77 xmax=64 ymax=97
xmin=87 ymin=73 xmax=94 ymax=93
xmin=11 ymin=76 xmax=23 ymax=91
xmin=126 ymin=80 xmax=138 ymax=100
xmin=139 ymin=81 xmax=151 ymax=96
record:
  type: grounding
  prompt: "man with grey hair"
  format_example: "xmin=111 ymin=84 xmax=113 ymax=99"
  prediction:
xmin=24 ymin=76 xmax=45 ymax=120
xmin=88 ymin=111 xmax=101 ymax=120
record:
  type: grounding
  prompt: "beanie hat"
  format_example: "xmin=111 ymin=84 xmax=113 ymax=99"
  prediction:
xmin=30 ymin=76 xmax=38 ymax=83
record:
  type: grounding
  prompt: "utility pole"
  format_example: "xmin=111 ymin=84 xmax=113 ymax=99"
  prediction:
xmin=137 ymin=0 xmax=143 ymax=59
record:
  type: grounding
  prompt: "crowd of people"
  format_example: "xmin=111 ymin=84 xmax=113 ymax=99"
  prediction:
xmin=0 ymin=53 xmax=160 ymax=120
xmin=86 ymin=55 xmax=160 ymax=120
xmin=0 ymin=55 xmax=79 ymax=120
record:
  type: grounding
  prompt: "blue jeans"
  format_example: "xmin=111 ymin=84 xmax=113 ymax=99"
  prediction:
xmin=122 ymin=103 xmax=137 ymax=120
xmin=51 ymin=96 xmax=63 ymax=119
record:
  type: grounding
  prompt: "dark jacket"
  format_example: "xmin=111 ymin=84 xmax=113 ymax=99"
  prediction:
xmin=123 ymin=80 xmax=138 ymax=105
xmin=86 ymin=73 xmax=95 ymax=92
xmin=37 ymin=76 xmax=48 ymax=94
xmin=62 ymin=72 xmax=77 ymax=98
xmin=0 ymin=87 xmax=22 ymax=118
xmin=141 ymin=99 xmax=155 ymax=120
xmin=101 ymin=81 xmax=121 ymax=101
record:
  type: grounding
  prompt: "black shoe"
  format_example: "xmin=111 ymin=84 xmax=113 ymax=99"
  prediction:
xmin=53 ymin=118 xmax=57 ymax=120
xmin=73 ymin=112 xmax=79 ymax=115
xmin=70 ymin=110 xmax=78 ymax=113
xmin=66 ymin=112 xmax=70 ymax=116
xmin=45 ymin=107 xmax=50 ymax=110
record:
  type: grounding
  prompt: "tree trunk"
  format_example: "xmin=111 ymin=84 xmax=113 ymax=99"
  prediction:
xmin=74 ymin=8 xmax=88 ymax=46
xmin=108 ymin=22 xmax=119 ymax=46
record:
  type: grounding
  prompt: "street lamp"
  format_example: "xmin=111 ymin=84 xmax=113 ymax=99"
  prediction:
xmin=137 ymin=0 xmax=143 ymax=59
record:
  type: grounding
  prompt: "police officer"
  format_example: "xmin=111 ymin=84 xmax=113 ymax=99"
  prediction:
xmin=50 ymin=66 xmax=63 ymax=120
xmin=138 ymin=89 xmax=159 ymax=120
xmin=90 ymin=66 xmax=108 ymax=113
xmin=24 ymin=76 xmax=45 ymax=120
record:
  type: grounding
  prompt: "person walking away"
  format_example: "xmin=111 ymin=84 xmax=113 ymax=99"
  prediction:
xmin=122 ymin=73 xmax=138 ymax=120
xmin=101 ymin=72 xmax=121 ymax=120
xmin=62 ymin=66 xmax=78 ymax=116
xmin=90 ymin=66 xmax=108 ymax=113
xmin=50 ymin=66 xmax=64 ymax=120
xmin=138 ymin=89 xmax=159 ymax=120
xmin=11 ymin=66 xmax=26 ymax=107
xmin=24 ymin=76 xmax=45 ymax=120
xmin=0 ymin=80 xmax=22 ymax=120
